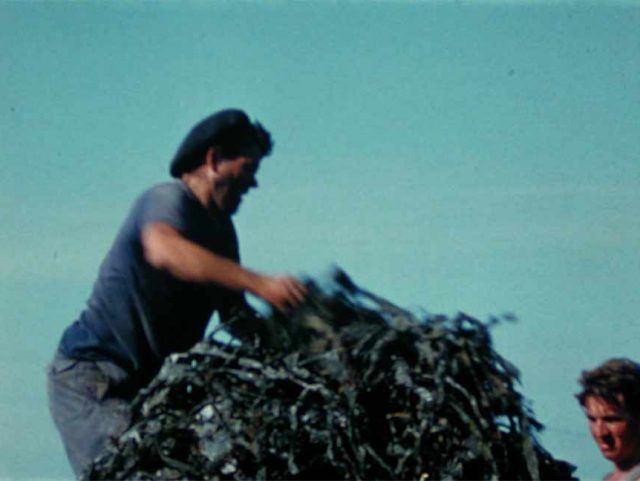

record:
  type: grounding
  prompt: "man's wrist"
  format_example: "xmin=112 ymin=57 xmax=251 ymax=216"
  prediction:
xmin=243 ymin=270 xmax=267 ymax=297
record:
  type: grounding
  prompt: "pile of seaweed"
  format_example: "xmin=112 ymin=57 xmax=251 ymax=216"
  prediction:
xmin=84 ymin=270 xmax=576 ymax=480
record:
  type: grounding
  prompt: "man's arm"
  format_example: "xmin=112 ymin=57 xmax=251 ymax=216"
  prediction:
xmin=141 ymin=222 xmax=305 ymax=311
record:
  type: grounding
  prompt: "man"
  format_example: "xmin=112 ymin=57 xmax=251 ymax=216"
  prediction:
xmin=47 ymin=109 xmax=306 ymax=478
xmin=577 ymin=358 xmax=640 ymax=481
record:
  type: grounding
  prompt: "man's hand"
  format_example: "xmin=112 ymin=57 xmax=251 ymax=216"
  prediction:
xmin=254 ymin=275 xmax=307 ymax=312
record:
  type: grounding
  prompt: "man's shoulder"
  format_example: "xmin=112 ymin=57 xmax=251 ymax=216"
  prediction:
xmin=134 ymin=181 xmax=193 ymax=209
xmin=141 ymin=180 xmax=187 ymax=198
xmin=124 ymin=180 xmax=195 ymax=230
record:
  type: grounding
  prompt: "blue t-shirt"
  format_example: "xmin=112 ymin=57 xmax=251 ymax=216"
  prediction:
xmin=60 ymin=181 xmax=241 ymax=383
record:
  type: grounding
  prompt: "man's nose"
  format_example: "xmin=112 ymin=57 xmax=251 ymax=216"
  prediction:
xmin=592 ymin=420 xmax=609 ymax=437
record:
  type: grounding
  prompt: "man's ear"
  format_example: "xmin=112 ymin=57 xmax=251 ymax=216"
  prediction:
xmin=205 ymin=147 xmax=220 ymax=173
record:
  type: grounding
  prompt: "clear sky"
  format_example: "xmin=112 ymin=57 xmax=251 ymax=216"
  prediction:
xmin=1 ymin=1 xmax=639 ymax=479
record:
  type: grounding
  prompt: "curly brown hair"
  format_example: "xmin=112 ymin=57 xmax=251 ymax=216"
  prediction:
xmin=576 ymin=358 xmax=640 ymax=417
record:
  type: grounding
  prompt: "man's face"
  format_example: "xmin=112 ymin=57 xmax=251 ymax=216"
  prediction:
xmin=211 ymin=150 xmax=261 ymax=215
xmin=584 ymin=395 xmax=640 ymax=467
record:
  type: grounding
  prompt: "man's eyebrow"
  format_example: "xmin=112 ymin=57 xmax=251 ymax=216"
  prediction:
xmin=602 ymin=415 xmax=625 ymax=421
xmin=585 ymin=414 xmax=626 ymax=421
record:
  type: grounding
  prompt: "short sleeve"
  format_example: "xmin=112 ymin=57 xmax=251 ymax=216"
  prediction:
xmin=136 ymin=182 xmax=190 ymax=234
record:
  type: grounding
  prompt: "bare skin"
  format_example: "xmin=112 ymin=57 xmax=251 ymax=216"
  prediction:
xmin=584 ymin=396 xmax=640 ymax=481
xmin=142 ymin=147 xmax=306 ymax=312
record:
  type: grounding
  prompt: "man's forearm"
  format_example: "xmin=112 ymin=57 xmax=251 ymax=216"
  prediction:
xmin=142 ymin=222 xmax=306 ymax=311
xmin=142 ymin=222 xmax=262 ymax=293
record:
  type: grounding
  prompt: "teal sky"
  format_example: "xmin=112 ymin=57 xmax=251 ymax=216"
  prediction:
xmin=1 ymin=1 xmax=639 ymax=479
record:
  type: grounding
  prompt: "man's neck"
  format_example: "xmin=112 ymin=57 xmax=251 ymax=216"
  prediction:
xmin=609 ymin=457 xmax=640 ymax=481
xmin=181 ymin=172 xmax=213 ymax=211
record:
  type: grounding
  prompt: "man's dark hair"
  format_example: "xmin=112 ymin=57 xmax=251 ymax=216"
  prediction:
xmin=211 ymin=116 xmax=273 ymax=160
xmin=576 ymin=358 xmax=640 ymax=417
xmin=170 ymin=109 xmax=273 ymax=178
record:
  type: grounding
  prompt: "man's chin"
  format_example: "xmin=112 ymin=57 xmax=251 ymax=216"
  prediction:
xmin=600 ymin=447 xmax=622 ymax=463
xmin=224 ymin=199 xmax=242 ymax=216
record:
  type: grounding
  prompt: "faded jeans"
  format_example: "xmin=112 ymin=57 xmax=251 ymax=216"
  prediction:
xmin=46 ymin=350 xmax=134 ymax=478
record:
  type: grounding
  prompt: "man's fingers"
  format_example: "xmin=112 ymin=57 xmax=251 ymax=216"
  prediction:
xmin=256 ymin=274 xmax=307 ymax=312
xmin=273 ymin=276 xmax=306 ymax=311
xmin=286 ymin=278 xmax=307 ymax=303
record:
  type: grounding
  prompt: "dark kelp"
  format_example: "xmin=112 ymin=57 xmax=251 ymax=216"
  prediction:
xmin=84 ymin=269 xmax=576 ymax=480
